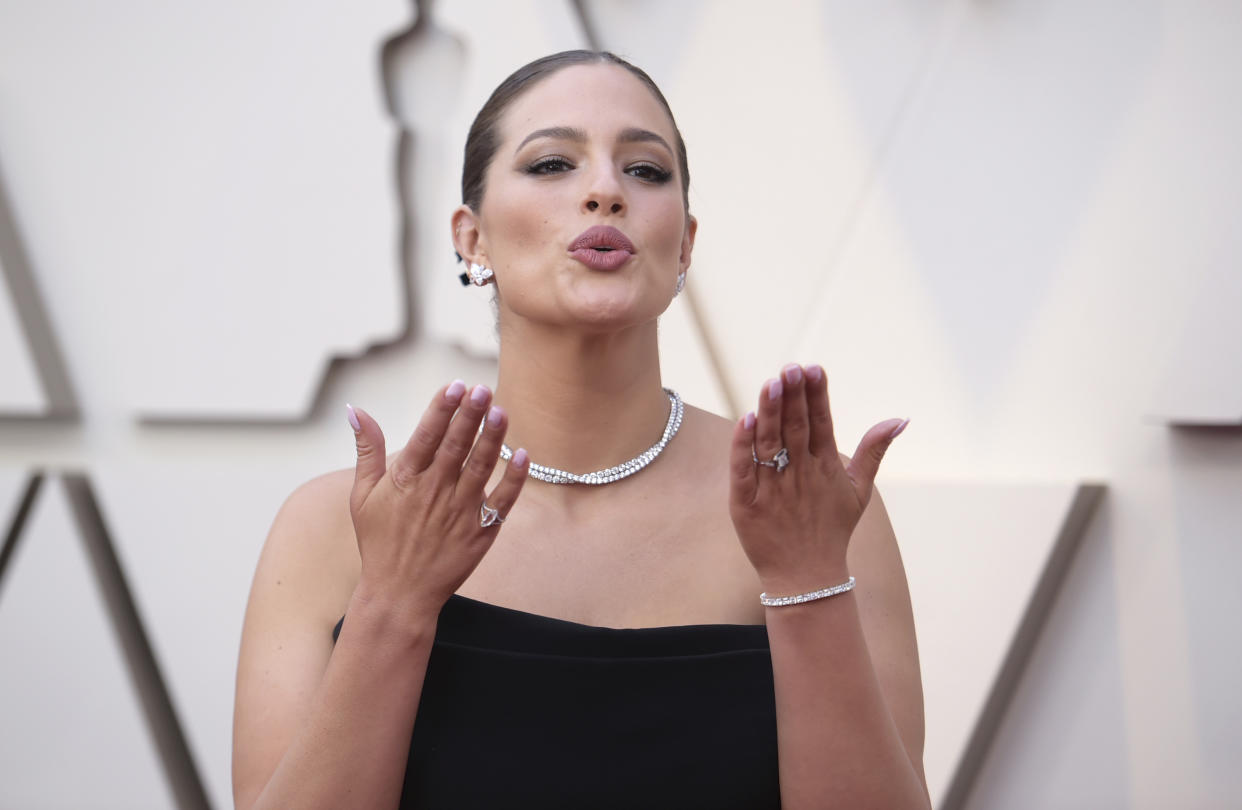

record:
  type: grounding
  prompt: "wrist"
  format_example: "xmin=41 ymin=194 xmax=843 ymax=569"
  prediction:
xmin=758 ymin=561 xmax=852 ymax=600
xmin=347 ymin=581 xmax=443 ymax=644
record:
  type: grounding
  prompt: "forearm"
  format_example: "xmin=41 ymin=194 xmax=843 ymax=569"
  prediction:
xmin=766 ymin=575 xmax=930 ymax=810
xmin=243 ymin=594 xmax=437 ymax=810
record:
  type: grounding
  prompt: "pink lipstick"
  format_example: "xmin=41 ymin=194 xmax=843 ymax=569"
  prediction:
xmin=568 ymin=225 xmax=635 ymax=271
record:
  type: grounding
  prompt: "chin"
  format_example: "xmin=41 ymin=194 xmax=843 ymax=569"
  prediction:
xmin=562 ymin=291 xmax=668 ymax=334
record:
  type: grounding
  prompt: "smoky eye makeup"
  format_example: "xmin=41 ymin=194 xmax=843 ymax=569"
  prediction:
xmin=524 ymin=155 xmax=575 ymax=175
xmin=626 ymin=162 xmax=673 ymax=184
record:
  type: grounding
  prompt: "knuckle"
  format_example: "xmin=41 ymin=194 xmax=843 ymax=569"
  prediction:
xmin=440 ymin=431 xmax=471 ymax=458
xmin=354 ymin=441 xmax=380 ymax=464
xmin=390 ymin=463 xmax=419 ymax=491
xmin=411 ymin=424 xmax=440 ymax=453
xmin=464 ymin=452 xmax=495 ymax=481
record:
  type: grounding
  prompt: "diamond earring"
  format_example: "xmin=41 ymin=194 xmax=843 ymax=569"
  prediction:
xmin=675 ymin=272 xmax=686 ymax=296
xmin=458 ymin=262 xmax=495 ymax=287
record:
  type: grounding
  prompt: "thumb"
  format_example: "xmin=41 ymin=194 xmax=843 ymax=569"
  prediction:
xmin=346 ymin=403 xmax=387 ymax=510
xmin=845 ymin=418 xmax=908 ymax=506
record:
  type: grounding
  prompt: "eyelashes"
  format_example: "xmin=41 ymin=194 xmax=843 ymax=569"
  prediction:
xmin=526 ymin=156 xmax=573 ymax=175
xmin=626 ymin=163 xmax=673 ymax=184
xmin=523 ymin=156 xmax=672 ymax=185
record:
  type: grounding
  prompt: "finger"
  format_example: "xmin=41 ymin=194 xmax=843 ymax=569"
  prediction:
xmin=755 ymin=377 xmax=784 ymax=459
xmin=805 ymin=364 xmax=838 ymax=458
xmin=845 ymin=418 xmax=909 ymax=506
xmin=779 ymin=363 xmax=810 ymax=457
xmin=729 ymin=411 xmax=759 ymax=506
xmin=481 ymin=447 xmax=530 ymax=525
xmin=457 ymin=404 xmax=507 ymax=496
xmin=391 ymin=380 xmax=468 ymax=488
xmin=432 ymin=383 xmax=493 ymax=475
xmin=347 ymin=404 xmax=386 ymax=512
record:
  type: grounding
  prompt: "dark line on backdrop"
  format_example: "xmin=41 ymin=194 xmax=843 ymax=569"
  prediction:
xmin=941 ymin=482 xmax=1107 ymax=810
xmin=0 ymin=472 xmax=44 ymax=597
xmin=62 ymin=473 xmax=212 ymax=810
xmin=569 ymin=0 xmax=601 ymax=50
xmin=0 ymin=153 xmax=79 ymax=419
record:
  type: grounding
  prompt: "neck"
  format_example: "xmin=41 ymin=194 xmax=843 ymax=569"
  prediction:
xmin=493 ymin=317 xmax=671 ymax=493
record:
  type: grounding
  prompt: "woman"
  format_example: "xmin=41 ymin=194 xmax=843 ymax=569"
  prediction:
xmin=232 ymin=50 xmax=929 ymax=809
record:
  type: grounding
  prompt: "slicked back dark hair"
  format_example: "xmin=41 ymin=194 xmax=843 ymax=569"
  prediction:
xmin=461 ymin=50 xmax=691 ymax=213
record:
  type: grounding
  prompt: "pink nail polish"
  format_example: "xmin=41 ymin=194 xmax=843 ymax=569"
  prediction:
xmin=889 ymin=418 xmax=911 ymax=440
xmin=487 ymin=405 xmax=503 ymax=427
xmin=345 ymin=403 xmax=361 ymax=432
xmin=513 ymin=448 xmax=529 ymax=468
xmin=783 ymin=364 xmax=802 ymax=384
xmin=470 ymin=384 xmax=490 ymax=405
xmin=768 ymin=378 xmax=783 ymax=400
xmin=743 ymin=411 xmax=756 ymax=430
xmin=445 ymin=380 xmax=466 ymax=402
xmin=806 ymin=364 xmax=823 ymax=383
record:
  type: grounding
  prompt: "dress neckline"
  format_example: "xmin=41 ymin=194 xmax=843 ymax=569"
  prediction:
xmin=447 ymin=592 xmax=767 ymax=632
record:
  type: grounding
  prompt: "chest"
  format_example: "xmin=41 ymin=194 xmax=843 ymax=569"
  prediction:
xmin=458 ymin=482 xmax=765 ymax=628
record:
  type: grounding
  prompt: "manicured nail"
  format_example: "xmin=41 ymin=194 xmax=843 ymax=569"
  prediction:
xmin=445 ymin=380 xmax=466 ymax=402
xmin=470 ymin=384 xmax=491 ymax=405
xmin=743 ymin=411 xmax=756 ymax=431
xmin=783 ymin=364 xmax=802 ymax=385
xmin=767 ymin=378 xmax=783 ymax=401
xmin=345 ymin=403 xmax=361 ymax=432
xmin=889 ymin=418 xmax=911 ymax=440
xmin=513 ymin=448 xmax=529 ymax=468
xmin=806 ymin=364 xmax=823 ymax=383
xmin=487 ymin=405 xmax=503 ymax=427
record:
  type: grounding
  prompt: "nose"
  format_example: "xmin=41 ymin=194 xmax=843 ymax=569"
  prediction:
xmin=585 ymin=198 xmax=623 ymax=214
xmin=582 ymin=165 xmax=625 ymax=215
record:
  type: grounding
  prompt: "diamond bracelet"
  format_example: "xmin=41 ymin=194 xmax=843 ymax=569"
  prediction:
xmin=759 ymin=576 xmax=856 ymax=607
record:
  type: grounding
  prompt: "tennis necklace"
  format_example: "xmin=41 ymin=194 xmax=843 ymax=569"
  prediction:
xmin=499 ymin=388 xmax=683 ymax=485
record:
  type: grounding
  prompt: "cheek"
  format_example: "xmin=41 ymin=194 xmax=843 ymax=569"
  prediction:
xmin=644 ymin=200 xmax=688 ymax=259
xmin=485 ymin=187 xmax=561 ymax=261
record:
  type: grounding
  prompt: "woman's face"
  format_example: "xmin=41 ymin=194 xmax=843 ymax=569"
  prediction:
xmin=465 ymin=63 xmax=695 ymax=334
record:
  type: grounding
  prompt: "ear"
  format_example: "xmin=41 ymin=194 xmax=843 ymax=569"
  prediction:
xmin=451 ymin=205 xmax=487 ymax=266
xmin=678 ymin=214 xmax=698 ymax=275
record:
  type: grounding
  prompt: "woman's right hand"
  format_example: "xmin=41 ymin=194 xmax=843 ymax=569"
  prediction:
xmin=345 ymin=381 xmax=528 ymax=623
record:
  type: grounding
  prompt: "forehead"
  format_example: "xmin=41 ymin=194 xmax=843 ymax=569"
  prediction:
xmin=496 ymin=63 xmax=677 ymax=149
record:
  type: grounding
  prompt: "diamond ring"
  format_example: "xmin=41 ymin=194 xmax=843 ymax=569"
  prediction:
xmin=479 ymin=501 xmax=505 ymax=528
xmin=753 ymin=447 xmax=790 ymax=472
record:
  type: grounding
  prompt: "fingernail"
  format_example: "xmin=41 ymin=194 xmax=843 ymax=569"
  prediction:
xmin=345 ymin=403 xmax=361 ymax=432
xmin=889 ymin=418 xmax=911 ymax=440
xmin=743 ymin=411 xmax=756 ymax=431
xmin=782 ymin=364 xmax=802 ymax=384
xmin=487 ymin=405 xmax=503 ymax=427
xmin=767 ymin=378 xmax=783 ymax=400
xmin=445 ymin=380 xmax=466 ymax=402
xmin=806 ymin=364 xmax=823 ymax=383
xmin=470 ymin=384 xmax=491 ymax=405
xmin=513 ymin=448 xmax=529 ymax=468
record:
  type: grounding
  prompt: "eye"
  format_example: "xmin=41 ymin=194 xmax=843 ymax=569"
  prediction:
xmin=626 ymin=162 xmax=673 ymax=184
xmin=526 ymin=156 xmax=574 ymax=175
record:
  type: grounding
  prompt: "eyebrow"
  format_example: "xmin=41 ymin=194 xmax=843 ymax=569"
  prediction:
xmin=514 ymin=126 xmax=674 ymax=156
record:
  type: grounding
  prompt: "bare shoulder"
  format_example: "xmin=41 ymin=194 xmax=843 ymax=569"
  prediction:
xmin=250 ymin=466 xmax=361 ymax=623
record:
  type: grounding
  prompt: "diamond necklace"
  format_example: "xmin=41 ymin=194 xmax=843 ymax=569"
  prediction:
xmin=499 ymin=388 xmax=683 ymax=485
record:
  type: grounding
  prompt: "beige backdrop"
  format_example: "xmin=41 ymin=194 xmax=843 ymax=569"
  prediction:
xmin=1 ymin=1 xmax=1239 ymax=809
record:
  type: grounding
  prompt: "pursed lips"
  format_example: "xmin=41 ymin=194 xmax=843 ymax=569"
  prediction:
xmin=567 ymin=225 xmax=636 ymax=271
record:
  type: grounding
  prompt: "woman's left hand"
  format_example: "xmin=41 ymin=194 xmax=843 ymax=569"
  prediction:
xmin=728 ymin=363 xmax=908 ymax=597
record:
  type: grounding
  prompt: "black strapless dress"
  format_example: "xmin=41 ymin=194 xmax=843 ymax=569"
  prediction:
xmin=333 ymin=593 xmax=781 ymax=808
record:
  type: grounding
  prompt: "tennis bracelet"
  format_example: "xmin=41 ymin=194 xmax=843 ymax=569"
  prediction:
xmin=759 ymin=576 xmax=856 ymax=607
